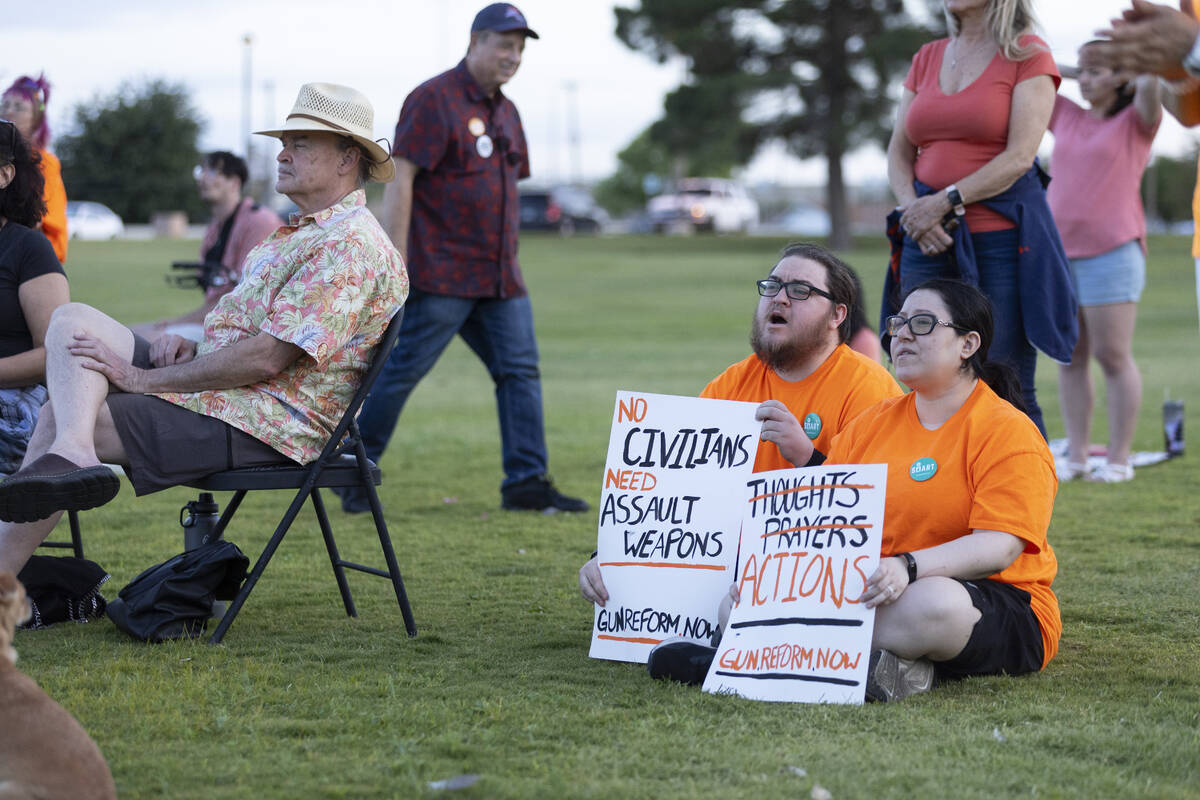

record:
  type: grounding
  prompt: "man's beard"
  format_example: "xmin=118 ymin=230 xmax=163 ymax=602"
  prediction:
xmin=750 ymin=308 xmax=827 ymax=373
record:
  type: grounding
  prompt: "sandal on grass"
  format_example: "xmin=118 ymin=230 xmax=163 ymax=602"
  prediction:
xmin=1056 ymin=461 xmax=1088 ymax=481
xmin=1086 ymin=463 xmax=1134 ymax=483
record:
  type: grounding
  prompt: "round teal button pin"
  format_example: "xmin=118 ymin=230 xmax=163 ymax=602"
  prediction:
xmin=909 ymin=457 xmax=938 ymax=482
xmin=803 ymin=412 xmax=822 ymax=439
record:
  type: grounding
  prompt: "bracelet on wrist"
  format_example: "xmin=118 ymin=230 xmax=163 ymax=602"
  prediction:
xmin=895 ymin=552 xmax=918 ymax=584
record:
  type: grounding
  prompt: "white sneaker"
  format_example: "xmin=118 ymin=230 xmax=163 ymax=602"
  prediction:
xmin=1086 ymin=462 xmax=1134 ymax=483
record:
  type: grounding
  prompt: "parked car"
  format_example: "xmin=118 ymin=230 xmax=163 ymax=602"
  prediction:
xmin=519 ymin=186 xmax=607 ymax=235
xmin=758 ymin=204 xmax=832 ymax=237
xmin=66 ymin=201 xmax=125 ymax=240
xmin=646 ymin=178 xmax=759 ymax=234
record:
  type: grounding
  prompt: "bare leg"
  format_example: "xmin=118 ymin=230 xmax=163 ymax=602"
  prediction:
xmin=871 ymin=577 xmax=980 ymax=662
xmin=1085 ymin=302 xmax=1141 ymax=468
xmin=1057 ymin=311 xmax=1093 ymax=469
xmin=0 ymin=303 xmax=133 ymax=571
xmin=42 ymin=303 xmax=135 ymax=466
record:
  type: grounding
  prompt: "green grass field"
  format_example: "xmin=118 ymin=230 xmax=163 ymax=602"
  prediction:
xmin=16 ymin=233 xmax=1200 ymax=799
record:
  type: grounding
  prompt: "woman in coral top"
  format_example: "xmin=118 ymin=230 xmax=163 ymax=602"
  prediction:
xmin=829 ymin=279 xmax=1059 ymax=701
xmin=2 ymin=75 xmax=68 ymax=263
xmin=886 ymin=0 xmax=1073 ymax=438
xmin=1049 ymin=42 xmax=1161 ymax=483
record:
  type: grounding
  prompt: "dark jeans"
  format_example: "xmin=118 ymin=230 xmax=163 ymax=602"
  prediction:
xmin=899 ymin=227 xmax=1045 ymax=437
xmin=355 ymin=291 xmax=548 ymax=489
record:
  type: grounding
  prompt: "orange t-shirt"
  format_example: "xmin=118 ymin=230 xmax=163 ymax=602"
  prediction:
xmin=38 ymin=150 xmax=68 ymax=263
xmin=903 ymin=35 xmax=1060 ymax=233
xmin=701 ymin=344 xmax=903 ymax=472
xmin=827 ymin=380 xmax=1060 ymax=668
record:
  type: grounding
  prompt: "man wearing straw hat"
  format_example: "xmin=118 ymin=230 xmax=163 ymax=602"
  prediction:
xmin=0 ymin=83 xmax=408 ymax=573
xmin=335 ymin=3 xmax=588 ymax=515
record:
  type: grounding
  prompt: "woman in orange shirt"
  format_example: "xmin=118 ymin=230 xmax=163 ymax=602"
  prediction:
xmin=2 ymin=75 xmax=67 ymax=263
xmin=828 ymin=278 xmax=1059 ymax=701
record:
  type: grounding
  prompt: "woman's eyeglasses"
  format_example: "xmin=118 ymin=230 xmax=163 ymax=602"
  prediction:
xmin=885 ymin=313 xmax=971 ymax=337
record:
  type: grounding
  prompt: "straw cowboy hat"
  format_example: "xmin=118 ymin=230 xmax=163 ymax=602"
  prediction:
xmin=255 ymin=82 xmax=395 ymax=183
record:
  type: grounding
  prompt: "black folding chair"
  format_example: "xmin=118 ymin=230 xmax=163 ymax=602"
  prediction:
xmin=43 ymin=309 xmax=417 ymax=644
xmin=187 ymin=308 xmax=417 ymax=644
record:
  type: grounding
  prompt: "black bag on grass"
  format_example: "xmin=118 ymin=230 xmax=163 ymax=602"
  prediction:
xmin=16 ymin=555 xmax=110 ymax=629
xmin=107 ymin=541 xmax=248 ymax=642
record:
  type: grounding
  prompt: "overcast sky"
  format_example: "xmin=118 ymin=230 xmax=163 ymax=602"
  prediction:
xmin=6 ymin=0 xmax=1197 ymax=188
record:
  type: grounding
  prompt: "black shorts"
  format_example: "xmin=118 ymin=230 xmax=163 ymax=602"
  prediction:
xmin=935 ymin=578 xmax=1045 ymax=681
xmin=105 ymin=336 xmax=291 ymax=496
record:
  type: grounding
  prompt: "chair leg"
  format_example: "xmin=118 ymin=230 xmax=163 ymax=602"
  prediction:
xmin=310 ymin=489 xmax=357 ymax=618
xmin=208 ymin=487 xmax=312 ymax=645
xmin=68 ymin=509 xmax=84 ymax=559
xmin=364 ymin=481 xmax=417 ymax=638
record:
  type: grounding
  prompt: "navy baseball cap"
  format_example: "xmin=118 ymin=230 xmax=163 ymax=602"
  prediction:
xmin=471 ymin=3 xmax=539 ymax=39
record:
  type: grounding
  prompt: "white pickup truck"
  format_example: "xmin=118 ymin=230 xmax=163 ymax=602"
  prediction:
xmin=647 ymin=178 xmax=759 ymax=234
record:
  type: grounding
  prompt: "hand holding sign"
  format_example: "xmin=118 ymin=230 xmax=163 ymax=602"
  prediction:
xmin=588 ymin=391 xmax=761 ymax=663
xmin=702 ymin=463 xmax=887 ymax=704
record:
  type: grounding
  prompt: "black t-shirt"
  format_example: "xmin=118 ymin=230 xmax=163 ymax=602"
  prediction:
xmin=0 ymin=223 xmax=66 ymax=359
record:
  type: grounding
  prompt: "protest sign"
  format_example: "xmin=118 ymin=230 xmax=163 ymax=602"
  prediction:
xmin=589 ymin=391 xmax=761 ymax=663
xmin=702 ymin=463 xmax=886 ymax=703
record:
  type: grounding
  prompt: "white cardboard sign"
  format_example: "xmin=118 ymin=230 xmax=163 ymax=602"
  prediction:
xmin=589 ymin=391 xmax=761 ymax=663
xmin=702 ymin=463 xmax=887 ymax=703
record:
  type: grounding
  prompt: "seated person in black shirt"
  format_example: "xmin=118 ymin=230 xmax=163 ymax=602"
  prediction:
xmin=0 ymin=119 xmax=68 ymax=476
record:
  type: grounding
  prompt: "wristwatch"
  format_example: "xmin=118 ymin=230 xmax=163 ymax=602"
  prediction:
xmin=945 ymin=184 xmax=966 ymax=217
xmin=1185 ymin=33 xmax=1200 ymax=79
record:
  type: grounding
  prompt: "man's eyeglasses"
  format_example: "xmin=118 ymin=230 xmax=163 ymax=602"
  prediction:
xmin=756 ymin=278 xmax=834 ymax=302
xmin=885 ymin=313 xmax=971 ymax=337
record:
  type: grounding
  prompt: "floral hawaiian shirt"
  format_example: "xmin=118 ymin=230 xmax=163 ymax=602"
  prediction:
xmin=155 ymin=190 xmax=409 ymax=464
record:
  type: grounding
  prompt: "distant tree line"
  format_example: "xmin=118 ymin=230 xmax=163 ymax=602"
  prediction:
xmin=58 ymin=80 xmax=206 ymax=224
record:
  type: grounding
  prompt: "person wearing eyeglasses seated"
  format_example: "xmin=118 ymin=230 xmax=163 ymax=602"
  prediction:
xmin=132 ymin=151 xmax=282 ymax=342
xmin=628 ymin=279 xmax=1060 ymax=702
xmin=829 ymin=278 xmax=1059 ymax=701
xmin=578 ymin=243 xmax=903 ymax=611
xmin=0 ymin=119 xmax=69 ymax=479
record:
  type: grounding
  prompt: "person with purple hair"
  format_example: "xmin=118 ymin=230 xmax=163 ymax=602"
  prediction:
xmin=2 ymin=75 xmax=68 ymax=263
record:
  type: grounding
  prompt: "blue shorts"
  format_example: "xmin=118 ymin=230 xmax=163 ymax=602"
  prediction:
xmin=1068 ymin=240 xmax=1145 ymax=307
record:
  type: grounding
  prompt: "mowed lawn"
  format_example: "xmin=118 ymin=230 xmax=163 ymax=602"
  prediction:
xmin=15 ymin=232 xmax=1200 ymax=799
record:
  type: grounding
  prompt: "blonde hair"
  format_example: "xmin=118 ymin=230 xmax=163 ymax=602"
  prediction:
xmin=945 ymin=0 xmax=1042 ymax=61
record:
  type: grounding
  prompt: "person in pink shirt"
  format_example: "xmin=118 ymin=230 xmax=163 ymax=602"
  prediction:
xmin=134 ymin=151 xmax=282 ymax=341
xmin=1048 ymin=41 xmax=1161 ymax=483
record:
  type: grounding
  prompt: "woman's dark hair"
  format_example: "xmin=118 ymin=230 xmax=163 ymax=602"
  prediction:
xmin=0 ymin=123 xmax=47 ymax=227
xmin=908 ymin=278 xmax=1026 ymax=411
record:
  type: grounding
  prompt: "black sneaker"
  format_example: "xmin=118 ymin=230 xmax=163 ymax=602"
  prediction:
xmin=864 ymin=648 xmax=935 ymax=702
xmin=647 ymin=638 xmax=717 ymax=686
xmin=501 ymin=475 xmax=589 ymax=513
